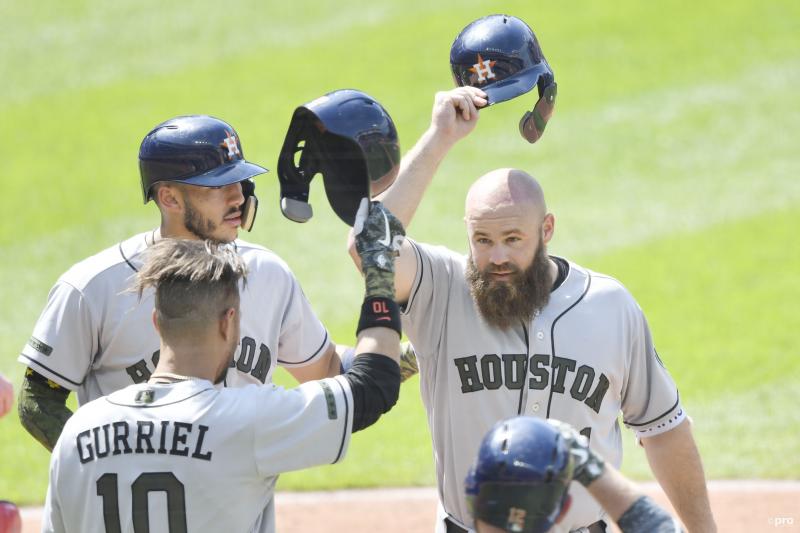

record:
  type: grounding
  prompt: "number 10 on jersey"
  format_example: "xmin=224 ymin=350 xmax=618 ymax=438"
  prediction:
xmin=96 ymin=472 xmax=187 ymax=532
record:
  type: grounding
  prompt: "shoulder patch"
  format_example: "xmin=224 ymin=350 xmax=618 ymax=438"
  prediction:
xmin=27 ymin=336 xmax=53 ymax=356
xmin=319 ymin=381 xmax=338 ymax=420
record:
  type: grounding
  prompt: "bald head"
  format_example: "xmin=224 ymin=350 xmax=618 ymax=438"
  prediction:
xmin=465 ymin=168 xmax=546 ymax=221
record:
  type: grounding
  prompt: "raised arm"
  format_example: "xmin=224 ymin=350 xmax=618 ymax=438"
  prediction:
xmin=339 ymin=201 xmax=406 ymax=431
xmin=350 ymin=87 xmax=486 ymax=305
xmin=376 ymin=86 xmax=486 ymax=228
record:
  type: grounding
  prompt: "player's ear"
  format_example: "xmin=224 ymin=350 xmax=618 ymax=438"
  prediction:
xmin=151 ymin=309 xmax=161 ymax=333
xmin=156 ymin=183 xmax=183 ymax=212
xmin=541 ymin=212 xmax=555 ymax=244
xmin=555 ymin=494 xmax=572 ymax=524
xmin=219 ymin=307 xmax=236 ymax=341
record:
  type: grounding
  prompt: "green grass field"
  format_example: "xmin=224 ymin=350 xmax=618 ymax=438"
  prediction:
xmin=1 ymin=0 xmax=798 ymax=505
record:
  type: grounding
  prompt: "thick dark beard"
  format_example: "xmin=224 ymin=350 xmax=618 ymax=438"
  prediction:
xmin=466 ymin=243 xmax=553 ymax=329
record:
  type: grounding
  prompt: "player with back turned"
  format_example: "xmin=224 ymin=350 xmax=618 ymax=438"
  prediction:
xmin=43 ymin=199 xmax=406 ymax=533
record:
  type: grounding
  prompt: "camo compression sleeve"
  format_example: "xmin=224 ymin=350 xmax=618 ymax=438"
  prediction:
xmin=18 ymin=368 xmax=73 ymax=451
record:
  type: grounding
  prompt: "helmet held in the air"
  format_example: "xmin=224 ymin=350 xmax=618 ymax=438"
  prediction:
xmin=450 ymin=15 xmax=557 ymax=143
xmin=277 ymin=89 xmax=400 ymax=226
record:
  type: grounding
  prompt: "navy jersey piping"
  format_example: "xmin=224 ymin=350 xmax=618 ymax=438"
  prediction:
xmin=546 ymin=270 xmax=592 ymax=419
xmin=404 ymin=240 xmax=425 ymax=313
xmin=516 ymin=322 xmax=529 ymax=415
xmin=19 ymin=355 xmax=82 ymax=387
xmin=105 ymin=386 xmax=214 ymax=408
xmin=624 ymin=393 xmax=681 ymax=427
xmin=277 ymin=330 xmax=329 ymax=366
xmin=331 ymin=378 xmax=350 ymax=463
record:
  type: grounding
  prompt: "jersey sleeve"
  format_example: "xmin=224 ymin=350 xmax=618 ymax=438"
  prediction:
xmin=18 ymin=281 xmax=96 ymax=390
xmin=620 ymin=303 xmax=686 ymax=438
xmin=275 ymin=272 xmax=330 ymax=368
xmin=400 ymin=240 xmax=460 ymax=362
xmin=253 ymin=375 xmax=354 ymax=477
xmin=42 ymin=439 xmax=67 ymax=533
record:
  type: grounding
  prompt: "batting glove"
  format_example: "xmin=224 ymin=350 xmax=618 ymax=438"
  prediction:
xmin=354 ymin=199 xmax=405 ymax=271
xmin=547 ymin=419 xmax=606 ymax=487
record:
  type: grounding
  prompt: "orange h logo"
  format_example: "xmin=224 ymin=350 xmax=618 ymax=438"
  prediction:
xmin=469 ymin=54 xmax=497 ymax=83
xmin=222 ymin=131 xmax=240 ymax=160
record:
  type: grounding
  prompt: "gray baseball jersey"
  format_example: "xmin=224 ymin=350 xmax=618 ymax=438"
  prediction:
xmin=19 ymin=230 xmax=330 ymax=405
xmin=42 ymin=376 xmax=354 ymax=533
xmin=401 ymin=241 xmax=685 ymax=532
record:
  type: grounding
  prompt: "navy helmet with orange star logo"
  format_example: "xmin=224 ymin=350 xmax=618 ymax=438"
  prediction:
xmin=450 ymin=14 xmax=557 ymax=143
xmin=138 ymin=115 xmax=268 ymax=230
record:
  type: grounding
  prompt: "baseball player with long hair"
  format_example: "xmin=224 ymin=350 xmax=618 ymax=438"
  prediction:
xmin=43 ymin=201 xmax=406 ymax=533
xmin=18 ymin=115 xmax=351 ymax=453
xmin=353 ymin=84 xmax=716 ymax=531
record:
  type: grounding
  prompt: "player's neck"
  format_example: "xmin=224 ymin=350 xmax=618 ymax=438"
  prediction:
xmin=548 ymin=256 xmax=559 ymax=289
xmin=151 ymin=344 xmax=220 ymax=383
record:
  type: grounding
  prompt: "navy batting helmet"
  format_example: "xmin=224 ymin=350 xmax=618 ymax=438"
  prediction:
xmin=465 ymin=417 xmax=574 ymax=532
xmin=277 ymin=89 xmax=400 ymax=226
xmin=139 ymin=115 xmax=268 ymax=231
xmin=450 ymin=15 xmax=557 ymax=143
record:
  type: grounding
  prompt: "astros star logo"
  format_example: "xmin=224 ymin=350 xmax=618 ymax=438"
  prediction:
xmin=222 ymin=131 xmax=240 ymax=160
xmin=469 ymin=54 xmax=497 ymax=83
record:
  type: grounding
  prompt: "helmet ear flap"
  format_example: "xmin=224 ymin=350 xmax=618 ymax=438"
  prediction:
xmin=278 ymin=113 xmax=322 ymax=223
xmin=240 ymin=179 xmax=258 ymax=232
xmin=278 ymin=90 xmax=399 ymax=226
xmin=519 ymin=82 xmax=557 ymax=143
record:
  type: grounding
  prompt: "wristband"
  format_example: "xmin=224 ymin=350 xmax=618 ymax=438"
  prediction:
xmin=357 ymin=297 xmax=401 ymax=336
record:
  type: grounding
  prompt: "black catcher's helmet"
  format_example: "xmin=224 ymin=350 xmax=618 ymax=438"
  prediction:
xmin=465 ymin=417 xmax=574 ymax=533
xmin=450 ymin=15 xmax=557 ymax=143
xmin=139 ymin=115 xmax=268 ymax=231
xmin=277 ymin=89 xmax=400 ymax=226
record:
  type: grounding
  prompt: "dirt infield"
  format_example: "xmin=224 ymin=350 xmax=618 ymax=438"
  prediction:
xmin=21 ymin=481 xmax=800 ymax=532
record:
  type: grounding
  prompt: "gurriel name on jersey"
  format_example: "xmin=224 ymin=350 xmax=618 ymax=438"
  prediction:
xmin=75 ymin=419 xmax=214 ymax=464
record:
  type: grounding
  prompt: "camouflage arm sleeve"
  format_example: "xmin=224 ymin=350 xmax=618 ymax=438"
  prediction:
xmin=399 ymin=341 xmax=419 ymax=382
xmin=18 ymin=369 xmax=73 ymax=451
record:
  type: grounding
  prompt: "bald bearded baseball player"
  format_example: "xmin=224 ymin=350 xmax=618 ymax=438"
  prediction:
xmin=354 ymin=87 xmax=716 ymax=532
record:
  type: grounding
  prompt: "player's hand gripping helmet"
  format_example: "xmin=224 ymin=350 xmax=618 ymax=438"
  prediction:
xmin=465 ymin=416 xmax=574 ymax=533
xmin=450 ymin=14 xmax=557 ymax=144
xmin=139 ymin=115 xmax=268 ymax=231
xmin=277 ymin=89 xmax=400 ymax=226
